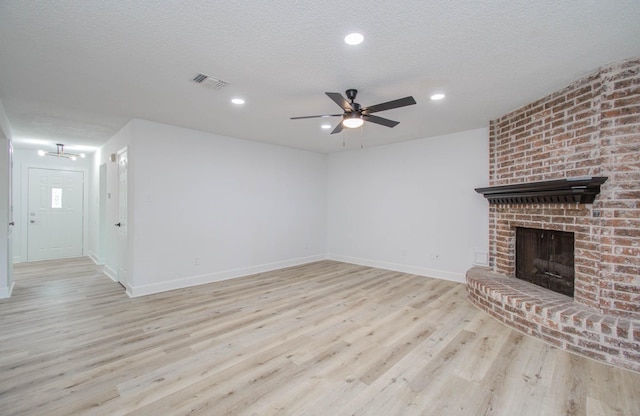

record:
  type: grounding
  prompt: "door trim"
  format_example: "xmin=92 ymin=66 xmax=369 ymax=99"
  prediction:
xmin=18 ymin=163 xmax=89 ymax=263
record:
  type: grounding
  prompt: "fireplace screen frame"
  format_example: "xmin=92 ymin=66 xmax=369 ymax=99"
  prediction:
xmin=515 ymin=227 xmax=575 ymax=297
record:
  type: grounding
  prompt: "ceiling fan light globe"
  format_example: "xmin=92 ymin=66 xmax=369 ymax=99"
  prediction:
xmin=343 ymin=116 xmax=364 ymax=129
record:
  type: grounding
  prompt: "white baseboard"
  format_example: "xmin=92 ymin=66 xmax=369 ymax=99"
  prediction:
xmin=88 ymin=252 xmax=105 ymax=265
xmin=12 ymin=256 xmax=23 ymax=264
xmin=103 ymin=265 xmax=118 ymax=282
xmin=103 ymin=253 xmax=464 ymax=298
xmin=0 ymin=282 xmax=15 ymax=298
xmin=127 ymin=254 xmax=326 ymax=297
xmin=123 ymin=282 xmax=135 ymax=298
xmin=327 ymin=254 xmax=465 ymax=284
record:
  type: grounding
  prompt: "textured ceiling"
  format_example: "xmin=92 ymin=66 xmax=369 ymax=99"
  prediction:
xmin=1 ymin=1 xmax=639 ymax=154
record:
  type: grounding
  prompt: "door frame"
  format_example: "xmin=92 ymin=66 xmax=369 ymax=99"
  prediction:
xmin=96 ymin=162 xmax=107 ymax=265
xmin=19 ymin=163 xmax=89 ymax=263
xmin=115 ymin=147 xmax=128 ymax=287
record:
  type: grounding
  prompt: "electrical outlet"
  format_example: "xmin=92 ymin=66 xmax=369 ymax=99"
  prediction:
xmin=194 ymin=257 xmax=200 ymax=266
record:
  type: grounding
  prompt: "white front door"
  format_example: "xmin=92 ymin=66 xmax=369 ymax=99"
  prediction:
xmin=27 ymin=168 xmax=84 ymax=261
xmin=116 ymin=149 xmax=128 ymax=285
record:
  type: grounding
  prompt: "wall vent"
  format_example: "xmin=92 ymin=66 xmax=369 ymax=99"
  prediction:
xmin=192 ymin=73 xmax=229 ymax=90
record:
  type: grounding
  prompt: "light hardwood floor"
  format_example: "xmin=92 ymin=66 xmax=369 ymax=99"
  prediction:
xmin=1 ymin=257 xmax=639 ymax=415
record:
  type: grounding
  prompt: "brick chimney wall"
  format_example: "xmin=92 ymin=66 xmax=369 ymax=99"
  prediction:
xmin=488 ymin=57 xmax=640 ymax=320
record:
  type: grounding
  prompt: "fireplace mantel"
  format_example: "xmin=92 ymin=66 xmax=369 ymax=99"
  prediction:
xmin=474 ymin=176 xmax=608 ymax=204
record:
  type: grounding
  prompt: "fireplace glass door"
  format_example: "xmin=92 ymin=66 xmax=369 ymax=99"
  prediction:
xmin=515 ymin=227 xmax=575 ymax=297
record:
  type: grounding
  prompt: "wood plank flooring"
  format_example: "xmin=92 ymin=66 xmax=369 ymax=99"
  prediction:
xmin=1 ymin=257 xmax=639 ymax=415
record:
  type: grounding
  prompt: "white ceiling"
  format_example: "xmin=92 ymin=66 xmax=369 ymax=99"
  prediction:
xmin=1 ymin=1 xmax=639 ymax=154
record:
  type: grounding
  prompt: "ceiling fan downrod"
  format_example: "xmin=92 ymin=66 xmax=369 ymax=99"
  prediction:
xmin=345 ymin=88 xmax=358 ymax=102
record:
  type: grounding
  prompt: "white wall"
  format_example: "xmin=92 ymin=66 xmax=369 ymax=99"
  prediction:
xmin=11 ymin=148 xmax=92 ymax=263
xmin=88 ymin=121 xmax=489 ymax=296
xmin=94 ymin=119 xmax=327 ymax=296
xmin=327 ymin=128 xmax=489 ymax=283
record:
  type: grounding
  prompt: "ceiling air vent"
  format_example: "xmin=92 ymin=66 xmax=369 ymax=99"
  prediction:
xmin=192 ymin=73 xmax=229 ymax=90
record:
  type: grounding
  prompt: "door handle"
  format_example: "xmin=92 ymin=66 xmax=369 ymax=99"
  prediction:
xmin=115 ymin=222 xmax=121 ymax=227
xmin=9 ymin=221 xmax=15 ymax=226
xmin=30 ymin=220 xmax=36 ymax=224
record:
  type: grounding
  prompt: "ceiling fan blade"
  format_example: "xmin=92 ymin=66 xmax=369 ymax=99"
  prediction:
xmin=290 ymin=114 xmax=343 ymax=120
xmin=326 ymin=92 xmax=353 ymax=111
xmin=330 ymin=121 xmax=344 ymax=134
xmin=363 ymin=96 xmax=416 ymax=114
xmin=363 ymin=114 xmax=400 ymax=128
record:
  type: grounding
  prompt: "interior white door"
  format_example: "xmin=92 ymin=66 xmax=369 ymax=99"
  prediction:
xmin=116 ymin=150 xmax=128 ymax=285
xmin=27 ymin=168 xmax=84 ymax=261
xmin=7 ymin=141 xmax=14 ymax=286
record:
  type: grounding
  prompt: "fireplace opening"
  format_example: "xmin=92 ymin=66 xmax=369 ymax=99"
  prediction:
xmin=515 ymin=227 xmax=575 ymax=297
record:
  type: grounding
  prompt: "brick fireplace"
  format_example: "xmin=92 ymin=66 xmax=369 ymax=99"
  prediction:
xmin=467 ymin=56 xmax=640 ymax=372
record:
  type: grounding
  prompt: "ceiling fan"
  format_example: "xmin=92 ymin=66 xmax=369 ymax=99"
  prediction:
xmin=291 ymin=89 xmax=417 ymax=134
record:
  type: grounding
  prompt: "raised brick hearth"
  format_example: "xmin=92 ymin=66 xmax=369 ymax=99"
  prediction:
xmin=467 ymin=56 xmax=640 ymax=372
xmin=467 ymin=267 xmax=639 ymax=372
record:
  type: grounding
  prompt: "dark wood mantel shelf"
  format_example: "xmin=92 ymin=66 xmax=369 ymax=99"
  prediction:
xmin=475 ymin=176 xmax=608 ymax=204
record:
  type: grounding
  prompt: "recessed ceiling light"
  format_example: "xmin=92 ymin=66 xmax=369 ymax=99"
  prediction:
xmin=344 ymin=33 xmax=364 ymax=45
xmin=430 ymin=93 xmax=445 ymax=101
xmin=321 ymin=124 xmax=331 ymax=129
xmin=231 ymin=98 xmax=245 ymax=105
